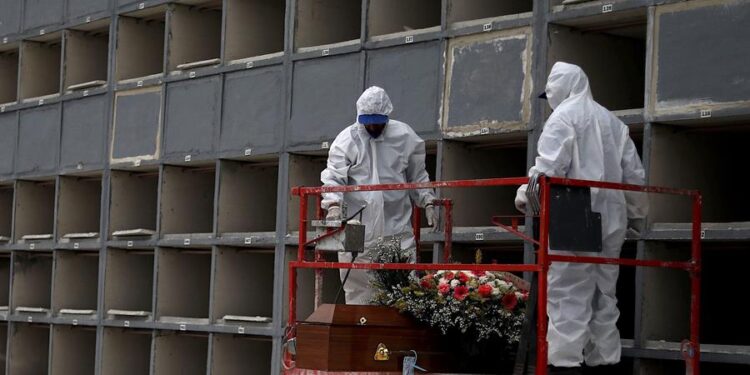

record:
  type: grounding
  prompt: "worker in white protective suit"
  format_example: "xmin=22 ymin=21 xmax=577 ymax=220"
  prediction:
xmin=321 ymin=86 xmax=438 ymax=305
xmin=515 ymin=62 xmax=648 ymax=375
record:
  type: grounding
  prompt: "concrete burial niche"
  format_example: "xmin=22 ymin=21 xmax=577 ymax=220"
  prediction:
xmin=443 ymin=28 xmax=533 ymax=137
xmin=217 ymin=160 xmax=278 ymax=235
xmin=63 ymin=21 xmax=110 ymax=92
xmin=60 ymin=94 xmax=108 ymax=170
xmin=283 ymin=246 xmax=340 ymax=322
xmin=56 ymin=175 xmax=102 ymax=240
xmin=286 ymin=154 xmax=327 ymax=233
xmin=8 ymin=323 xmax=50 ymax=375
xmin=0 ymin=183 xmax=12 ymax=240
xmin=14 ymin=180 xmax=55 ymax=241
xmin=447 ymin=0 xmax=532 ymax=25
xmin=115 ymin=8 xmax=166 ymax=82
xmin=367 ymin=0 xmax=440 ymax=38
xmin=101 ymin=328 xmax=152 ymax=375
xmin=0 ymin=323 xmax=6 ymax=370
xmin=19 ymin=36 xmax=62 ymax=100
xmin=653 ymin=0 xmax=750 ymax=115
xmin=0 ymin=0 xmax=22 ymax=36
xmin=159 ymin=165 xmax=215 ymax=235
xmin=0 ymin=45 xmax=19 ymax=105
xmin=0 ymin=254 xmax=9 ymax=308
xmin=50 ymin=325 xmax=97 ymax=375
xmin=11 ymin=251 xmax=53 ymax=313
xmin=289 ymin=53 xmax=362 ymax=147
xmin=440 ymin=140 xmax=527 ymax=227
xmin=155 ymin=248 xmax=210 ymax=322
xmin=152 ymin=332 xmax=208 ymax=375
xmin=23 ymin=0 xmax=63 ymax=31
xmin=225 ymin=0 xmax=285 ymax=62
xmin=295 ymin=0 xmax=361 ymax=49
xmin=17 ymin=105 xmax=60 ymax=175
xmin=104 ymin=248 xmax=154 ymax=318
xmin=51 ymin=251 xmax=99 ymax=316
xmin=111 ymin=87 xmax=162 ymax=163
xmin=220 ymin=65 xmax=284 ymax=154
xmin=67 ymin=0 xmax=111 ymax=21
xmin=648 ymin=124 xmax=750 ymax=224
xmin=167 ymin=2 xmax=222 ymax=72
xmin=109 ymin=170 xmax=158 ymax=239
xmin=212 ymin=247 xmax=274 ymax=322
xmin=0 ymin=113 xmax=17 ymax=176
xmin=548 ymin=11 xmax=647 ymax=112
xmin=211 ymin=334 xmax=272 ymax=374
xmin=163 ymin=76 xmax=220 ymax=158
xmin=365 ymin=41 xmax=442 ymax=135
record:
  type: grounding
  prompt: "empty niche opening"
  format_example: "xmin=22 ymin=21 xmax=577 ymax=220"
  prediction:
xmin=9 ymin=324 xmax=50 ymax=375
xmin=285 ymin=247 xmax=340 ymax=321
xmin=51 ymin=326 xmax=97 ymax=375
xmin=649 ymin=124 xmax=750 ymax=225
xmin=12 ymin=252 xmax=53 ymax=314
xmin=0 ymin=46 xmax=19 ymax=104
xmin=156 ymin=248 xmax=210 ymax=322
xmin=161 ymin=165 xmax=216 ymax=236
xmin=287 ymin=154 xmax=327 ymax=233
xmin=0 ymin=255 xmax=8 ymax=310
xmin=447 ymin=0 xmax=533 ymax=25
xmin=57 ymin=175 xmax=102 ymax=241
xmin=368 ymin=0 xmax=441 ymax=38
xmin=548 ymin=14 xmax=646 ymax=112
xmin=168 ymin=2 xmax=222 ymax=72
xmin=101 ymin=328 xmax=152 ymax=375
xmin=115 ymin=8 xmax=166 ymax=82
xmin=213 ymin=247 xmax=274 ymax=323
xmin=20 ymin=35 xmax=62 ymax=100
xmin=104 ymin=249 xmax=154 ymax=319
xmin=218 ymin=160 xmax=278 ymax=235
xmin=440 ymin=140 xmax=528 ymax=228
xmin=0 ymin=323 xmax=6 ymax=370
xmin=0 ymin=184 xmax=12 ymax=241
xmin=225 ymin=0 xmax=285 ymax=62
xmin=109 ymin=170 xmax=158 ymax=239
xmin=14 ymin=180 xmax=56 ymax=242
xmin=64 ymin=21 xmax=110 ymax=92
xmin=52 ymin=251 xmax=99 ymax=316
xmin=153 ymin=332 xmax=208 ymax=375
xmin=295 ymin=0 xmax=361 ymax=50
xmin=211 ymin=334 xmax=272 ymax=374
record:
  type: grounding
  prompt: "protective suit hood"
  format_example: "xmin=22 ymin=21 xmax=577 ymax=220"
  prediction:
xmin=545 ymin=62 xmax=593 ymax=110
xmin=356 ymin=86 xmax=394 ymax=118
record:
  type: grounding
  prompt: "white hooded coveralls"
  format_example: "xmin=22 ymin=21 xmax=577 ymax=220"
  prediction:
xmin=321 ymin=87 xmax=436 ymax=305
xmin=520 ymin=62 xmax=648 ymax=367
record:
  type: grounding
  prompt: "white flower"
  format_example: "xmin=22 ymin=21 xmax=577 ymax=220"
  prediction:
xmin=479 ymin=276 xmax=488 ymax=284
xmin=438 ymin=278 xmax=448 ymax=285
xmin=450 ymin=279 xmax=460 ymax=288
xmin=498 ymin=280 xmax=510 ymax=288
xmin=491 ymin=287 xmax=501 ymax=296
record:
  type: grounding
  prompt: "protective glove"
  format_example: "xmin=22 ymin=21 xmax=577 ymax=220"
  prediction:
xmin=627 ymin=218 xmax=646 ymax=236
xmin=514 ymin=184 xmax=528 ymax=214
xmin=425 ymin=204 xmax=439 ymax=232
xmin=326 ymin=205 xmax=342 ymax=221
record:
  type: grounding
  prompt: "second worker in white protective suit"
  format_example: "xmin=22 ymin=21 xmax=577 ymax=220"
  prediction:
xmin=515 ymin=62 xmax=648 ymax=374
xmin=321 ymin=86 xmax=438 ymax=305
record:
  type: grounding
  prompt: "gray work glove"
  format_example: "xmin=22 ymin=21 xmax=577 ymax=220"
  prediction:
xmin=425 ymin=204 xmax=439 ymax=232
xmin=326 ymin=205 xmax=342 ymax=221
xmin=627 ymin=218 xmax=646 ymax=236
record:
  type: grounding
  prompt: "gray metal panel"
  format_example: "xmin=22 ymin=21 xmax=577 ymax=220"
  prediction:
xmin=221 ymin=66 xmax=284 ymax=154
xmin=163 ymin=76 xmax=220 ymax=158
xmin=66 ymin=0 xmax=110 ymax=21
xmin=446 ymin=34 xmax=528 ymax=128
xmin=288 ymin=53 xmax=362 ymax=147
xmin=656 ymin=2 xmax=750 ymax=106
xmin=0 ymin=112 xmax=16 ymax=176
xmin=16 ymin=105 xmax=60 ymax=175
xmin=112 ymin=89 xmax=162 ymax=161
xmin=366 ymin=41 xmax=441 ymax=135
xmin=23 ymin=0 xmax=63 ymax=30
xmin=0 ymin=0 xmax=22 ymax=36
xmin=60 ymin=94 xmax=107 ymax=170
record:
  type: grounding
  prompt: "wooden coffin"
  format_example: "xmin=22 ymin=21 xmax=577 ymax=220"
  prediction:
xmin=295 ymin=304 xmax=458 ymax=372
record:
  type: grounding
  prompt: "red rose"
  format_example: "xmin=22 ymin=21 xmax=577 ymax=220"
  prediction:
xmin=438 ymin=283 xmax=450 ymax=296
xmin=420 ymin=276 xmax=434 ymax=289
xmin=453 ymin=285 xmax=469 ymax=301
xmin=478 ymin=284 xmax=493 ymax=298
xmin=444 ymin=271 xmax=454 ymax=280
xmin=502 ymin=292 xmax=518 ymax=310
xmin=457 ymin=272 xmax=470 ymax=284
